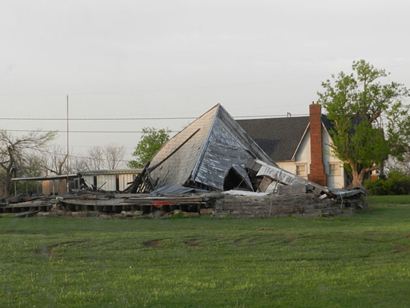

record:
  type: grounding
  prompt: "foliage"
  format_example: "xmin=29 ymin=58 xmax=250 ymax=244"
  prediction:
xmin=318 ymin=60 xmax=410 ymax=187
xmin=365 ymin=170 xmax=410 ymax=195
xmin=128 ymin=128 xmax=170 ymax=168
xmin=1 ymin=196 xmax=410 ymax=306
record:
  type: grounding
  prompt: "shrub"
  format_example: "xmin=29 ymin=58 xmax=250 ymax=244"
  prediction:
xmin=365 ymin=170 xmax=410 ymax=195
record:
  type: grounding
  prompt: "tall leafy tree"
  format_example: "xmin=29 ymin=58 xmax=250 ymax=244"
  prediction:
xmin=128 ymin=128 xmax=170 ymax=168
xmin=318 ymin=60 xmax=410 ymax=187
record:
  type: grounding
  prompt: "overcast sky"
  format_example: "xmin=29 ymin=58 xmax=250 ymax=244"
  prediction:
xmin=1 ymin=0 xmax=409 ymax=161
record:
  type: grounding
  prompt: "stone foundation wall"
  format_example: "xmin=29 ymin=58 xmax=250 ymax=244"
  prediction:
xmin=214 ymin=193 xmax=354 ymax=218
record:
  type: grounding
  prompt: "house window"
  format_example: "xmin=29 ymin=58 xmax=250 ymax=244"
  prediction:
xmin=329 ymin=162 xmax=341 ymax=176
xmin=296 ymin=164 xmax=307 ymax=176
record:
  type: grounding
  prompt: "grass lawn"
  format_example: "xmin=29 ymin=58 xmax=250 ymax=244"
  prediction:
xmin=1 ymin=196 xmax=410 ymax=307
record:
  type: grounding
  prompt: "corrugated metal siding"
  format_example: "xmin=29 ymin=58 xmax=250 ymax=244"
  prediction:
xmin=194 ymin=114 xmax=266 ymax=190
xmin=83 ymin=176 xmax=95 ymax=188
xmin=119 ymin=174 xmax=135 ymax=191
xmin=42 ymin=179 xmax=67 ymax=195
xmin=42 ymin=180 xmax=52 ymax=195
xmin=216 ymin=106 xmax=275 ymax=164
xmin=97 ymin=175 xmax=116 ymax=191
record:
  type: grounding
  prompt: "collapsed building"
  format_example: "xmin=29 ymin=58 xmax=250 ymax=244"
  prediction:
xmin=123 ymin=104 xmax=365 ymax=216
xmin=128 ymin=104 xmax=274 ymax=193
xmin=1 ymin=104 xmax=365 ymax=218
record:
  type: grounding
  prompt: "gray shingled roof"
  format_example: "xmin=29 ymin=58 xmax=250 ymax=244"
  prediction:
xmin=237 ymin=116 xmax=309 ymax=161
xmin=237 ymin=115 xmax=332 ymax=162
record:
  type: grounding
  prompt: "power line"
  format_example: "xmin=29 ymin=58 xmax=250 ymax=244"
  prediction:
xmin=1 ymin=129 xmax=180 ymax=134
xmin=37 ymin=149 xmax=131 ymax=163
xmin=0 ymin=114 xmax=309 ymax=121
xmin=0 ymin=113 xmax=309 ymax=134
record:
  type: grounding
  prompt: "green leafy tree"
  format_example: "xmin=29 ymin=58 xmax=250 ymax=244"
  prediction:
xmin=128 ymin=128 xmax=170 ymax=168
xmin=318 ymin=60 xmax=410 ymax=187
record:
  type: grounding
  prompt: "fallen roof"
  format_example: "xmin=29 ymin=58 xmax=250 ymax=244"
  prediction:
xmin=80 ymin=169 xmax=142 ymax=176
xmin=147 ymin=104 xmax=274 ymax=191
xmin=12 ymin=174 xmax=79 ymax=182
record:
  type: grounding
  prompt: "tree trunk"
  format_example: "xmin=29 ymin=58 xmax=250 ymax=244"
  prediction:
xmin=351 ymin=168 xmax=366 ymax=188
xmin=3 ymin=176 xmax=11 ymax=198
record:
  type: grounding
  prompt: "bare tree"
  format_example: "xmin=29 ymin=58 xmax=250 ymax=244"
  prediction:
xmin=104 ymin=145 xmax=125 ymax=170
xmin=41 ymin=144 xmax=126 ymax=177
xmin=0 ymin=130 xmax=55 ymax=196
xmin=87 ymin=146 xmax=105 ymax=170
xmin=42 ymin=145 xmax=68 ymax=175
xmin=24 ymin=154 xmax=45 ymax=177
xmin=87 ymin=145 xmax=125 ymax=170
xmin=70 ymin=156 xmax=90 ymax=173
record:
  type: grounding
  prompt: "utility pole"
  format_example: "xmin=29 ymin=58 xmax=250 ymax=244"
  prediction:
xmin=66 ymin=94 xmax=70 ymax=193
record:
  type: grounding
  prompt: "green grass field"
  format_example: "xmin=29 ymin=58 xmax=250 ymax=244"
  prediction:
xmin=1 ymin=196 xmax=410 ymax=307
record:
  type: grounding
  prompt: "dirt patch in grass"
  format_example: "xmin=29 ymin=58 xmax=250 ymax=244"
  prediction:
xmin=233 ymin=235 xmax=297 ymax=247
xmin=256 ymin=227 xmax=275 ymax=232
xmin=393 ymin=244 xmax=410 ymax=253
xmin=184 ymin=239 xmax=200 ymax=247
xmin=35 ymin=240 xmax=89 ymax=258
xmin=143 ymin=239 xmax=162 ymax=248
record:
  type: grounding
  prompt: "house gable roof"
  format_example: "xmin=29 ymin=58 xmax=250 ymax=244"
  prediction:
xmin=237 ymin=115 xmax=332 ymax=162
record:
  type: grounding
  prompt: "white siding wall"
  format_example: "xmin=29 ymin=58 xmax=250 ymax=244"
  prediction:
xmin=276 ymin=126 xmax=345 ymax=189
xmin=277 ymin=161 xmax=297 ymax=174
xmin=83 ymin=176 xmax=95 ymax=188
xmin=97 ymin=175 xmax=116 ymax=191
xmin=82 ymin=173 xmax=138 ymax=191
xmin=294 ymin=130 xmax=311 ymax=179
xmin=119 ymin=174 xmax=135 ymax=191
xmin=322 ymin=128 xmax=345 ymax=188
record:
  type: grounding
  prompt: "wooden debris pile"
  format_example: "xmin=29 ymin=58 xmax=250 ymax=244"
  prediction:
xmin=0 ymin=186 xmax=365 ymax=218
xmin=1 ymin=105 xmax=367 ymax=218
xmin=0 ymin=192 xmax=219 ymax=218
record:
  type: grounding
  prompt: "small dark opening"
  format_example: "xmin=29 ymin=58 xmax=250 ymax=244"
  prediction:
xmin=223 ymin=168 xmax=250 ymax=191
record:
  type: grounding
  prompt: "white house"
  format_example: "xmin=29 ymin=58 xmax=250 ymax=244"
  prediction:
xmin=238 ymin=103 xmax=346 ymax=188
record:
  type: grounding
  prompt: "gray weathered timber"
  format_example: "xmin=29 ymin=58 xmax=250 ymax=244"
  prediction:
xmin=147 ymin=104 xmax=274 ymax=191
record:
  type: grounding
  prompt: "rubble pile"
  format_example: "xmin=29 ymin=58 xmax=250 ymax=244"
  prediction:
xmin=1 ymin=104 xmax=366 ymax=218
xmin=124 ymin=104 xmax=366 ymax=217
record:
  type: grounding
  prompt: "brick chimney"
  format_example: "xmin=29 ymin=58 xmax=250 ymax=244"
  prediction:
xmin=308 ymin=102 xmax=327 ymax=186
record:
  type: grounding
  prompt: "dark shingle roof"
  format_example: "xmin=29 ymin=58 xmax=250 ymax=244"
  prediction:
xmin=237 ymin=116 xmax=309 ymax=161
xmin=237 ymin=115 xmax=332 ymax=162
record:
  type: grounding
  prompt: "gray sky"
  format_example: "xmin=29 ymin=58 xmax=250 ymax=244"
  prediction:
xmin=1 ymin=0 xmax=409 ymax=161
